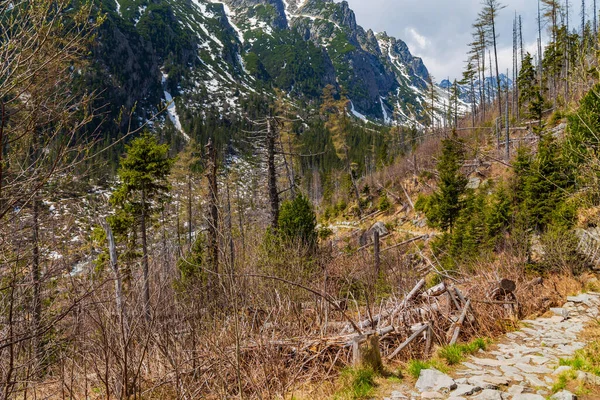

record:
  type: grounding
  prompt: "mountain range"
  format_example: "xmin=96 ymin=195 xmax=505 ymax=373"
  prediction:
xmin=88 ymin=0 xmax=447 ymax=137
xmin=438 ymin=74 xmax=513 ymax=105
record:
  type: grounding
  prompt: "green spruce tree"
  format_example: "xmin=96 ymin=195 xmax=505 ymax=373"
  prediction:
xmin=109 ymin=133 xmax=174 ymax=322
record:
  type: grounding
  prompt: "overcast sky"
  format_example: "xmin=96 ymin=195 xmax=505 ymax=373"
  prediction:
xmin=343 ymin=0 xmax=588 ymax=82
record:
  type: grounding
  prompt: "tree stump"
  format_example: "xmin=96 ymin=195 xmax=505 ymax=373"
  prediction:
xmin=352 ymin=334 xmax=383 ymax=372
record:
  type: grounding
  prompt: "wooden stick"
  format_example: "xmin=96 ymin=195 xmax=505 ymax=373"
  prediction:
xmin=387 ymin=323 xmax=429 ymax=360
xmin=447 ymin=286 xmax=461 ymax=311
xmin=450 ymin=299 xmax=471 ymax=345
xmin=425 ymin=323 xmax=432 ymax=356
xmin=471 ymin=299 xmax=518 ymax=305
xmin=399 ymin=183 xmax=414 ymax=210
xmin=380 ymin=235 xmax=427 ymax=253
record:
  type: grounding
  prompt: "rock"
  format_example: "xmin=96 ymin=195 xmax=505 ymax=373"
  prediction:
xmin=370 ymin=221 xmax=388 ymax=236
xmin=472 ymin=389 xmax=503 ymax=400
xmin=466 ymin=377 xmax=499 ymax=390
xmin=467 ymin=177 xmax=481 ymax=189
xmin=550 ymin=390 xmax=577 ymax=400
xmin=567 ymin=294 xmax=590 ymax=304
xmin=550 ymin=308 xmax=570 ymax=319
xmin=390 ymin=390 xmax=408 ymax=399
xmin=507 ymin=385 xmax=525 ymax=395
xmin=515 ymin=363 xmax=553 ymax=374
xmin=415 ymin=369 xmax=457 ymax=393
xmin=512 ymin=395 xmax=545 ymax=400
xmin=451 ymin=384 xmax=481 ymax=396
xmin=552 ymin=365 xmax=572 ymax=375
xmin=420 ymin=392 xmax=444 ymax=399
xmin=577 ymin=371 xmax=600 ymax=385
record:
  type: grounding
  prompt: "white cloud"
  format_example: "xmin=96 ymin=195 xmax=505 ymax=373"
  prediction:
xmin=343 ymin=0 xmax=588 ymax=81
xmin=405 ymin=27 xmax=430 ymax=50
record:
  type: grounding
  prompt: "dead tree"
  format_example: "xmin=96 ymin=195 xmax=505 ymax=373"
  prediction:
xmin=206 ymin=139 xmax=219 ymax=292
xmin=267 ymin=118 xmax=280 ymax=228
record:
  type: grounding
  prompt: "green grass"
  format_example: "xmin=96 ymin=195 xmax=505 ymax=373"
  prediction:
xmin=437 ymin=338 xmax=489 ymax=365
xmin=559 ymin=341 xmax=600 ymax=376
xmin=405 ymin=359 xmax=448 ymax=379
xmin=552 ymin=370 xmax=577 ymax=392
xmin=333 ymin=367 xmax=377 ymax=400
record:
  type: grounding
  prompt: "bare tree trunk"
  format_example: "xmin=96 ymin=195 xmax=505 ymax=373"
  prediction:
xmin=31 ymin=197 xmax=42 ymax=373
xmin=267 ymin=118 xmax=280 ymax=228
xmin=188 ymin=175 xmax=193 ymax=245
xmin=103 ymin=220 xmax=129 ymax=396
xmin=104 ymin=221 xmax=125 ymax=323
xmin=206 ymin=139 xmax=219 ymax=291
xmin=141 ymin=187 xmax=150 ymax=323
xmin=491 ymin=14 xmax=503 ymax=120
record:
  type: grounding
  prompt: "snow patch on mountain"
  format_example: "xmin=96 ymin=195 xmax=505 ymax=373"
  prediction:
xmin=350 ymin=101 xmax=368 ymax=123
xmin=380 ymin=97 xmax=392 ymax=125
xmin=161 ymin=72 xmax=189 ymax=141
xmin=208 ymin=0 xmax=245 ymax=43
xmin=191 ymin=0 xmax=216 ymax=18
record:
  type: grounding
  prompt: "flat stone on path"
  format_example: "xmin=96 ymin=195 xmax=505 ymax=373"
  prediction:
xmin=550 ymin=390 xmax=577 ymax=400
xmin=421 ymin=391 xmax=444 ymax=399
xmin=450 ymin=384 xmax=480 ymax=396
xmin=511 ymin=394 xmax=546 ymax=400
xmin=415 ymin=369 xmax=457 ymax=393
xmin=472 ymin=389 xmax=503 ymax=400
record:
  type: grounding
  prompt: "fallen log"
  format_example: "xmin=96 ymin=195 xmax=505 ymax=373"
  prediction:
xmin=387 ymin=323 xmax=429 ymax=360
xmin=422 ymin=282 xmax=446 ymax=297
xmin=351 ymin=278 xmax=426 ymax=331
xmin=449 ymin=299 xmax=471 ymax=345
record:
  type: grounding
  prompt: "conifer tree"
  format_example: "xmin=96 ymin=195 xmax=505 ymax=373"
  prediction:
xmin=524 ymin=135 xmax=574 ymax=231
xmin=518 ymin=53 xmax=545 ymax=126
xmin=110 ymin=133 xmax=174 ymax=322
xmin=417 ymin=133 xmax=468 ymax=232
xmin=462 ymin=61 xmax=478 ymax=127
xmin=278 ymin=194 xmax=317 ymax=247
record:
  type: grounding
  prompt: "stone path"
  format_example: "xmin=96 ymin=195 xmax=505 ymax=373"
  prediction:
xmin=383 ymin=293 xmax=600 ymax=400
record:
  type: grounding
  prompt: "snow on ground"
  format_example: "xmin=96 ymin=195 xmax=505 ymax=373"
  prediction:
xmin=208 ymin=0 xmax=245 ymax=43
xmin=115 ymin=0 xmax=121 ymax=16
xmin=380 ymin=97 xmax=392 ymax=125
xmin=349 ymin=101 xmax=368 ymax=123
xmin=198 ymin=23 xmax=224 ymax=47
xmin=248 ymin=17 xmax=274 ymax=34
xmin=161 ymin=72 xmax=190 ymax=141
xmin=281 ymin=0 xmax=292 ymax=20
xmin=191 ymin=0 xmax=216 ymax=18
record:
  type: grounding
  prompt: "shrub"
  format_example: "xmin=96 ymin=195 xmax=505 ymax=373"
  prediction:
xmin=378 ymin=194 xmax=391 ymax=212
xmin=278 ymin=195 xmax=317 ymax=246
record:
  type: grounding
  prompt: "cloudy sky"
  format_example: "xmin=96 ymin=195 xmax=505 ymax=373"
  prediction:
xmin=343 ymin=0 xmax=588 ymax=82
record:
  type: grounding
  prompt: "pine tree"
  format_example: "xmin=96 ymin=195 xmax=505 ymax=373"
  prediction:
xmin=110 ymin=133 xmax=174 ymax=322
xmin=278 ymin=194 xmax=317 ymax=247
xmin=417 ymin=133 xmax=468 ymax=232
xmin=518 ymin=53 xmax=545 ymax=126
xmin=524 ymin=134 xmax=574 ymax=231
xmin=461 ymin=61 xmax=478 ymax=127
